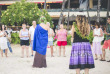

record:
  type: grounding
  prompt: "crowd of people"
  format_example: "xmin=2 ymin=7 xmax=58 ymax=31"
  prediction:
xmin=0 ymin=16 xmax=110 ymax=74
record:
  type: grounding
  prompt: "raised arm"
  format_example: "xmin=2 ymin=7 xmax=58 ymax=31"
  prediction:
xmin=29 ymin=28 xmax=31 ymax=41
xmin=52 ymin=29 xmax=55 ymax=37
xmin=47 ymin=26 xmax=50 ymax=36
xmin=4 ymin=31 xmax=8 ymax=37
xmin=0 ymin=32 xmax=4 ymax=37
xmin=88 ymin=24 xmax=90 ymax=34
xmin=99 ymin=29 xmax=103 ymax=37
xmin=71 ymin=25 xmax=75 ymax=38
xmin=27 ymin=30 xmax=29 ymax=37
xmin=19 ymin=30 xmax=25 ymax=38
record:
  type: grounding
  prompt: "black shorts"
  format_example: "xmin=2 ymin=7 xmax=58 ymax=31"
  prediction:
xmin=20 ymin=40 xmax=29 ymax=46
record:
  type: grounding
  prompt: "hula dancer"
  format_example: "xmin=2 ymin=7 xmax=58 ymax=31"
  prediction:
xmin=69 ymin=16 xmax=95 ymax=74
xmin=33 ymin=16 xmax=50 ymax=68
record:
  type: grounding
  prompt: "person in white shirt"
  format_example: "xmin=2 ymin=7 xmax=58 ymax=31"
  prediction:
xmin=3 ymin=26 xmax=13 ymax=53
xmin=29 ymin=21 xmax=36 ymax=56
xmin=47 ymin=22 xmax=55 ymax=57
xmin=92 ymin=22 xmax=103 ymax=60
xmin=0 ymin=25 xmax=8 ymax=57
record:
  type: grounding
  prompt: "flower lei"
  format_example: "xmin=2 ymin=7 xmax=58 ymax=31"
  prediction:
xmin=74 ymin=22 xmax=89 ymax=40
xmin=39 ymin=16 xmax=47 ymax=24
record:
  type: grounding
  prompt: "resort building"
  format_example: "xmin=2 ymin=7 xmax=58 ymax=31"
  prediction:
xmin=0 ymin=0 xmax=110 ymax=30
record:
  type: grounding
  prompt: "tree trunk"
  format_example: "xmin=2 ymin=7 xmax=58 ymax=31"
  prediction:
xmin=0 ymin=5 xmax=2 ymax=23
xmin=58 ymin=0 xmax=66 ymax=29
xmin=44 ymin=0 xmax=46 ymax=9
xmin=67 ymin=0 xmax=70 ymax=30
xmin=106 ymin=0 xmax=110 ymax=28
xmin=97 ymin=0 xmax=101 ymax=23
xmin=87 ymin=0 xmax=91 ymax=29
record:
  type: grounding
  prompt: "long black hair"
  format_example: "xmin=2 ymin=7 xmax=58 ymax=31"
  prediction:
xmin=95 ymin=22 xmax=100 ymax=28
xmin=1 ymin=25 xmax=6 ymax=31
xmin=0 ymin=25 xmax=1 ymax=30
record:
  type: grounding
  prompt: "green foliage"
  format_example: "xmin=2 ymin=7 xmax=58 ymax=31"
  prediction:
xmin=88 ymin=30 xmax=93 ymax=43
xmin=73 ymin=22 xmax=93 ymax=43
xmin=1 ymin=0 xmax=52 ymax=26
xmin=11 ymin=33 xmax=20 ymax=44
xmin=67 ymin=35 xmax=72 ymax=45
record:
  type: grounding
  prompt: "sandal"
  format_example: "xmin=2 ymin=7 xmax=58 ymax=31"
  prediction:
xmin=100 ymin=59 xmax=106 ymax=61
xmin=51 ymin=55 xmax=54 ymax=57
xmin=95 ymin=58 xmax=98 ymax=60
xmin=107 ymin=60 xmax=110 ymax=62
xmin=21 ymin=56 xmax=24 ymax=58
xmin=63 ymin=55 xmax=66 ymax=57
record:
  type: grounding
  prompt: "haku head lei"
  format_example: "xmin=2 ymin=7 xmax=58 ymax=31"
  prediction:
xmin=39 ymin=16 xmax=47 ymax=24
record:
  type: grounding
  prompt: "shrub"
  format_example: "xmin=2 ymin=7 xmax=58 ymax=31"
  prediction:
xmin=67 ymin=35 xmax=71 ymax=45
xmin=11 ymin=33 xmax=20 ymax=44
xmin=88 ymin=30 xmax=93 ymax=44
xmin=1 ymin=0 xmax=52 ymax=26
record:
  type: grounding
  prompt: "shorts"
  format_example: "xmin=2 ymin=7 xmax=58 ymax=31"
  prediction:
xmin=57 ymin=41 xmax=67 ymax=46
xmin=103 ymin=39 xmax=110 ymax=49
xmin=20 ymin=40 xmax=29 ymax=46
xmin=30 ymin=40 xmax=33 ymax=47
xmin=48 ymin=41 xmax=53 ymax=46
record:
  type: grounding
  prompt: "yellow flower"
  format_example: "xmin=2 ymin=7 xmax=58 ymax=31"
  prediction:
xmin=9 ymin=19 xmax=11 ymax=21
xmin=6 ymin=13 xmax=9 ymax=15
xmin=37 ymin=13 xmax=39 ymax=15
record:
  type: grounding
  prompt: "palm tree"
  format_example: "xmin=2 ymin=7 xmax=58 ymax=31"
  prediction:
xmin=87 ymin=0 xmax=91 ymax=29
xmin=97 ymin=0 xmax=101 ymax=23
xmin=106 ymin=0 xmax=110 ymax=28
xmin=67 ymin=0 xmax=70 ymax=30
xmin=58 ymin=0 xmax=66 ymax=28
xmin=44 ymin=0 xmax=46 ymax=9
xmin=0 ymin=5 xmax=2 ymax=23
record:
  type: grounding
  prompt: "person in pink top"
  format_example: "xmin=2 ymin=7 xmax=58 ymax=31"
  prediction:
xmin=56 ymin=24 xmax=67 ymax=57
